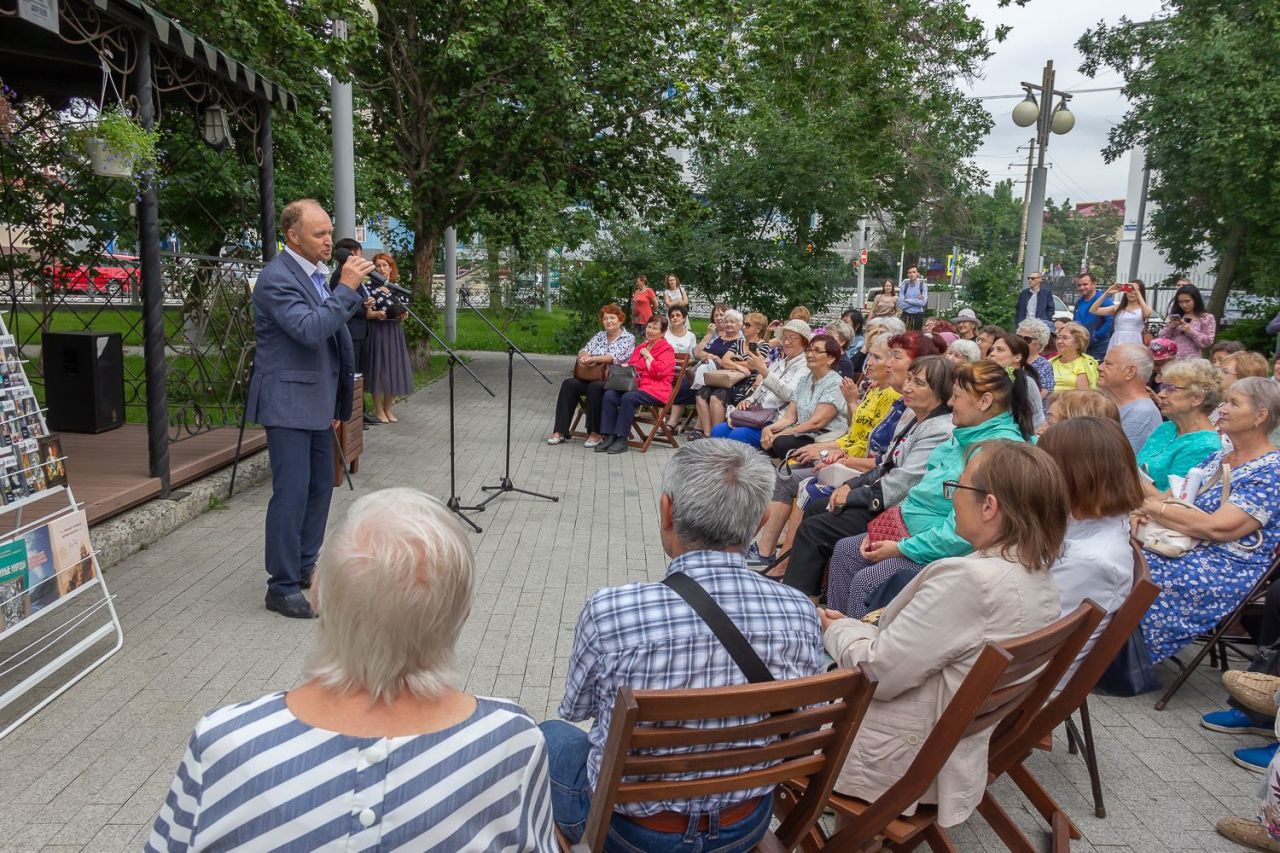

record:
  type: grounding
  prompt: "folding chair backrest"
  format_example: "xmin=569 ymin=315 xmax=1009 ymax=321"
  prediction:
xmin=849 ymin=601 xmax=1101 ymax=834
xmin=665 ymin=354 xmax=691 ymax=405
xmin=576 ymin=666 xmax=878 ymax=853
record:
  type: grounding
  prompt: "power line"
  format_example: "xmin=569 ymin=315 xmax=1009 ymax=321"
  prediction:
xmin=973 ymin=86 xmax=1124 ymax=100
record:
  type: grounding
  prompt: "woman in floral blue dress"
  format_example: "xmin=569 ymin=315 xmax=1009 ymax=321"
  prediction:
xmin=1139 ymin=377 xmax=1280 ymax=663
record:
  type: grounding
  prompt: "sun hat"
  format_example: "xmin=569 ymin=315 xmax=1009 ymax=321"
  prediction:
xmin=952 ymin=308 xmax=980 ymax=325
xmin=780 ymin=319 xmax=814 ymax=342
xmin=1149 ymin=337 xmax=1178 ymax=363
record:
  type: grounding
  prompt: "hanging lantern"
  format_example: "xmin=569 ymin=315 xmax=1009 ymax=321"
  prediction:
xmin=200 ymin=105 xmax=231 ymax=151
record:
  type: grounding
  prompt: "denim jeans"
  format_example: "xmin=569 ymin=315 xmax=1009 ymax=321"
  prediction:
xmin=538 ymin=720 xmax=772 ymax=853
xmin=709 ymin=422 xmax=763 ymax=448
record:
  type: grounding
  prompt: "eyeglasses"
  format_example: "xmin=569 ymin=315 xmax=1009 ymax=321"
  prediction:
xmin=1019 ymin=335 xmax=1034 ymax=343
xmin=942 ymin=480 xmax=990 ymax=500
xmin=806 ymin=346 xmax=828 ymax=354
xmin=1158 ymin=383 xmax=1188 ymax=394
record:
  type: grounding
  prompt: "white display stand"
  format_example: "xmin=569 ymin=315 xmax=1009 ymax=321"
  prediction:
xmin=0 ymin=317 xmax=123 ymax=740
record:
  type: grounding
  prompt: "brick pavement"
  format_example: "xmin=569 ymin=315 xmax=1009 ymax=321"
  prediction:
xmin=0 ymin=350 xmax=1265 ymax=852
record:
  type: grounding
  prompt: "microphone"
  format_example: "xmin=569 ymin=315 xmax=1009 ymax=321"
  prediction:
xmin=334 ymin=248 xmax=412 ymax=298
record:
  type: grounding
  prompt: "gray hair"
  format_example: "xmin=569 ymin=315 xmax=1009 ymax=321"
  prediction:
xmin=869 ymin=316 xmax=906 ymax=337
xmin=306 ymin=488 xmax=475 ymax=702
xmin=1161 ymin=357 xmax=1224 ymax=414
xmin=1015 ymin=318 xmax=1051 ymax=349
xmin=947 ymin=339 xmax=981 ymax=363
xmin=1231 ymin=377 xmax=1280 ymax=435
xmin=281 ymin=198 xmax=323 ymax=237
xmin=825 ymin=320 xmax=853 ymax=345
xmin=661 ymin=439 xmax=773 ymax=551
xmin=1110 ymin=343 xmax=1155 ymax=384
xmin=721 ymin=309 xmax=744 ymax=326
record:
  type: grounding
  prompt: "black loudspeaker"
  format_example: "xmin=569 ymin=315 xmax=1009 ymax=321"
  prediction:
xmin=43 ymin=332 xmax=125 ymax=434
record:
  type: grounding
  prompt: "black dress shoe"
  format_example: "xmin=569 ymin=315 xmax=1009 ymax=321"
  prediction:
xmin=363 ymin=413 xmax=381 ymax=425
xmin=299 ymin=575 xmax=312 ymax=590
xmin=593 ymin=435 xmax=615 ymax=453
xmin=607 ymin=437 xmax=629 ymax=454
xmin=265 ymin=592 xmax=317 ymax=619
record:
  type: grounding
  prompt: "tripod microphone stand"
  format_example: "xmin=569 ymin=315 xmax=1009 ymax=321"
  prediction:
xmin=400 ymin=303 xmax=495 ymax=533
xmin=459 ymin=290 xmax=559 ymax=509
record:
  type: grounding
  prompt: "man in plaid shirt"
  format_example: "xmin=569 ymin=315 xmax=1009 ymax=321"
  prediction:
xmin=541 ymin=439 xmax=824 ymax=852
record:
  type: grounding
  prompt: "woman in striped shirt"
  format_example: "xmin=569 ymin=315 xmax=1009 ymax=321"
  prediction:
xmin=148 ymin=489 xmax=554 ymax=852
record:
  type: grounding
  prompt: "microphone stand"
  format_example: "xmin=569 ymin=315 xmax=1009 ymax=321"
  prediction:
xmin=399 ymin=300 xmax=495 ymax=533
xmin=460 ymin=290 xmax=559 ymax=509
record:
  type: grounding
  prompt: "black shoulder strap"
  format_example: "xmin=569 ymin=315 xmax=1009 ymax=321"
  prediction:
xmin=661 ymin=572 xmax=775 ymax=683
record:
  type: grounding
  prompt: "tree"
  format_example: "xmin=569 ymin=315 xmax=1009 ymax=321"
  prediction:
xmin=1078 ymin=2 xmax=1280 ymax=315
xmin=354 ymin=0 xmax=732 ymax=304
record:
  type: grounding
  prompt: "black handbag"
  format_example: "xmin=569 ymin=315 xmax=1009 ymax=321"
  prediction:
xmin=1094 ymin=629 xmax=1162 ymax=696
xmin=606 ymin=365 xmax=638 ymax=392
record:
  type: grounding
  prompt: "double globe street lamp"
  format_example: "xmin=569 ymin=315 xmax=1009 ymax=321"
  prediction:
xmin=1011 ymin=60 xmax=1075 ymax=287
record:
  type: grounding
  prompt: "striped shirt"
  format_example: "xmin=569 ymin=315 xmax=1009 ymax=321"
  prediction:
xmin=558 ymin=550 xmax=824 ymax=817
xmin=148 ymin=693 xmax=554 ymax=852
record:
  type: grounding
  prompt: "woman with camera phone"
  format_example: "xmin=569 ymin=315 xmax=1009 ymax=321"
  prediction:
xmin=1092 ymin=279 xmax=1153 ymax=352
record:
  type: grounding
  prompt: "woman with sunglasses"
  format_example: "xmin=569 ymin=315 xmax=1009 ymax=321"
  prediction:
xmin=1016 ymin=318 xmax=1055 ymax=413
xmin=1136 ymin=357 xmax=1223 ymax=492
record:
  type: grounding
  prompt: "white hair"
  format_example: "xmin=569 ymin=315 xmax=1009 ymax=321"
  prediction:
xmin=1233 ymin=377 xmax=1280 ymax=434
xmin=721 ymin=309 xmax=744 ymax=326
xmin=947 ymin=339 xmax=981 ymax=362
xmin=661 ymin=439 xmax=773 ymax=550
xmin=866 ymin=316 xmax=906 ymax=337
xmin=825 ymin=319 xmax=853 ymax=345
xmin=1016 ymin=318 xmax=1051 ymax=349
xmin=306 ymin=488 xmax=475 ymax=702
xmin=1110 ymin=343 xmax=1155 ymax=384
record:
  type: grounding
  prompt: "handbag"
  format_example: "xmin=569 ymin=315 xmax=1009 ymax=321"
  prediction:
xmin=574 ymin=360 xmax=607 ymax=382
xmin=703 ymin=369 xmax=742 ymax=389
xmin=606 ymin=365 xmax=638 ymax=392
xmin=1135 ymin=464 xmax=1261 ymax=558
xmin=865 ymin=505 xmax=909 ymax=545
xmin=1094 ymin=629 xmax=1162 ymax=696
xmin=727 ymin=406 xmax=780 ymax=430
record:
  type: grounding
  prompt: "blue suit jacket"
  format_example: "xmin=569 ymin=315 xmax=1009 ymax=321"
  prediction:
xmin=1015 ymin=287 xmax=1054 ymax=326
xmin=247 ymin=252 xmax=362 ymax=430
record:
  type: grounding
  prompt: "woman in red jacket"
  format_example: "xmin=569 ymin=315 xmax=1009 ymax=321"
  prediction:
xmin=596 ymin=316 xmax=676 ymax=455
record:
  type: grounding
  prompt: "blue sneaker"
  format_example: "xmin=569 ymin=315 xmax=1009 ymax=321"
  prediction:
xmin=745 ymin=543 xmax=775 ymax=568
xmin=1202 ymin=707 xmax=1275 ymax=736
xmin=1232 ymin=742 xmax=1280 ymax=774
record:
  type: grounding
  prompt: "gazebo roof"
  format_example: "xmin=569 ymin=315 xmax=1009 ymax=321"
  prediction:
xmin=0 ymin=0 xmax=298 ymax=112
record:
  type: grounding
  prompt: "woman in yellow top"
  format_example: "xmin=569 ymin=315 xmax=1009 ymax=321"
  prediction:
xmin=1051 ymin=321 xmax=1099 ymax=390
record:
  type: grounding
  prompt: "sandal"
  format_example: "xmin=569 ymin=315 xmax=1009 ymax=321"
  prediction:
xmin=546 ymin=435 xmax=567 ymax=445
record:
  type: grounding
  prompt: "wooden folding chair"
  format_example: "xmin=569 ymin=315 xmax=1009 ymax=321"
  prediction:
xmin=627 ymin=353 xmax=691 ymax=453
xmin=775 ymin=601 xmax=1102 ymax=852
xmin=980 ymin=542 xmax=1160 ymax=852
xmin=558 ymin=666 xmax=878 ymax=853
xmin=1154 ymin=543 xmax=1280 ymax=710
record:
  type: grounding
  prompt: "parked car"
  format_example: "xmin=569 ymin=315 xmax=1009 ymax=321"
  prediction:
xmin=45 ymin=254 xmax=138 ymax=296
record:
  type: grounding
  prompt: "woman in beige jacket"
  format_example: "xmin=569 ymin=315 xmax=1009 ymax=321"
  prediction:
xmin=820 ymin=440 xmax=1067 ymax=826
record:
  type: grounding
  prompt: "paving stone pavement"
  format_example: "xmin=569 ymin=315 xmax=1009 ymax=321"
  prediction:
xmin=0 ymin=350 xmax=1265 ymax=852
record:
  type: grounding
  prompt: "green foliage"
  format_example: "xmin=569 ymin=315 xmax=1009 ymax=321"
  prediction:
xmin=555 ymin=261 xmax=627 ymax=355
xmin=960 ymin=252 xmax=1019 ymax=330
xmin=1217 ymin=316 xmax=1277 ymax=354
xmin=1078 ymin=2 xmax=1280 ymax=314
xmin=74 ymin=108 xmax=160 ymax=176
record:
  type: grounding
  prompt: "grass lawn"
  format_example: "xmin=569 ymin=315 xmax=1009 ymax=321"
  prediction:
xmin=449 ymin=308 xmax=573 ymax=353
xmin=3 ymin=306 xmax=183 ymax=347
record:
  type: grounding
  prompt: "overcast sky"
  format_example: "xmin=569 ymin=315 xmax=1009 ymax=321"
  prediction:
xmin=959 ymin=0 xmax=1166 ymax=204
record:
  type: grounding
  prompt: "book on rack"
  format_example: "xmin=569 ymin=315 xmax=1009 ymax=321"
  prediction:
xmin=0 ymin=538 xmax=27 ymax=629
xmin=12 ymin=509 xmax=93 ymax=623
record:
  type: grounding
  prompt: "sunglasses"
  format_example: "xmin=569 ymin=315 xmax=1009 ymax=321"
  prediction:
xmin=942 ymin=480 xmax=990 ymax=500
xmin=1019 ymin=335 xmax=1034 ymax=343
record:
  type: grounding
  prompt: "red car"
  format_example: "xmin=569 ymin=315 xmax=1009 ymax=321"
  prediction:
xmin=45 ymin=254 xmax=138 ymax=295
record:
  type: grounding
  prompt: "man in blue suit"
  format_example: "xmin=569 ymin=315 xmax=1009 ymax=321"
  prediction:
xmin=248 ymin=199 xmax=373 ymax=618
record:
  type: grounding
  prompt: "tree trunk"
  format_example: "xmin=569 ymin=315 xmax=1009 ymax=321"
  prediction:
xmin=411 ymin=216 xmax=439 ymax=369
xmin=1208 ymin=220 xmax=1246 ymax=319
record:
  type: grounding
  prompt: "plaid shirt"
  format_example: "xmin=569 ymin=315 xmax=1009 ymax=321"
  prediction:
xmin=558 ymin=550 xmax=824 ymax=816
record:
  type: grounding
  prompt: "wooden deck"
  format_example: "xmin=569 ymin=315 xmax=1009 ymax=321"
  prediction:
xmin=57 ymin=425 xmax=267 ymax=525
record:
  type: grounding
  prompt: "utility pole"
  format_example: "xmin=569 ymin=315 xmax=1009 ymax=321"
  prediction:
xmin=331 ymin=20 xmax=356 ymax=239
xmin=896 ymin=227 xmax=906 ymax=283
xmin=1015 ymin=138 xmax=1036 ymax=269
xmin=1127 ymin=162 xmax=1151 ymax=282
xmin=855 ymin=215 xmax=868 ymax=309
xmin=444 ymin=227 xmax=457 ymax=343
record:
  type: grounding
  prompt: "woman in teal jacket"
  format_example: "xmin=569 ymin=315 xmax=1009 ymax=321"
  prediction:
xmin=825 ymin=361 xmax=1036 ymax=617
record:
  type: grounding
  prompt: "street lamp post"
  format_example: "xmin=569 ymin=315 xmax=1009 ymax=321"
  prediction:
xmin=1011 ymin=60 xmax=1075 ymax=288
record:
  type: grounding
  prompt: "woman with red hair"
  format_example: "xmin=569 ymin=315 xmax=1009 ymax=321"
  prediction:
xmin=366 ymin=253 xmax=414 ymax=422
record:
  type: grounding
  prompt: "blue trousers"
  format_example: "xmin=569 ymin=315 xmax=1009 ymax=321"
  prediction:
xmin=600 ymin=389 xmax=662 ymax=437
xmin=710 ymin=422 xmax=763 ymax=448
xmin=538 ymin=720 xmax=771 ymax=853
xmin=264 ymin=426 xmax=334 ymax=597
